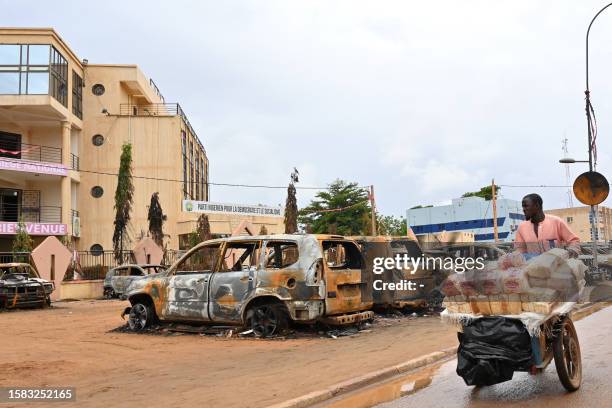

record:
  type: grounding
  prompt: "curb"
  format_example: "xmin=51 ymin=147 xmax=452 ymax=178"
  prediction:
xmin=273 ymin=301 xmax=610 ymax=408
xmin=269 ymin=347 xmax=456 ymax=408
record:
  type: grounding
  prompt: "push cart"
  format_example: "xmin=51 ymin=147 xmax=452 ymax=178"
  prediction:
xmin=455 ymin=311 xmax=581 ymax=391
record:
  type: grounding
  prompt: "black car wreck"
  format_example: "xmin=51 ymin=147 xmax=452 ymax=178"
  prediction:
xmin=0 ymin=263 xmax=54 ymax=309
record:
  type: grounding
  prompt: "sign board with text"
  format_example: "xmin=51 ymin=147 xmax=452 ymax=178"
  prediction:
xmin=0 ymin=222 xmax=67 ymax=236
xmin=182 ymin=200 xmax=283 ymax=217
xmin=0 ymin=158 xmax=68 ymax=176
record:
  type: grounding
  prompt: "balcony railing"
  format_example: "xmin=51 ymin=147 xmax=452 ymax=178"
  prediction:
xmin=0 ymin=141 xmax=80 ymax=171
xmin=0 ymin=202 xmax=62 ymax=223
xmin=0 ymin=203 xmax=62 ymax=224
xmin=0 ymin=141 xmax=62 ymax=163
xmin=119 ymin=103 xmax=205 ymax=154
xmin=70 ymin=153 xmax=79 ymax=171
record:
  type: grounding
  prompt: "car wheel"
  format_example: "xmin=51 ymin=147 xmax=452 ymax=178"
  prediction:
xmin=247 ymin=303 xmax=288 ymax=338
xmin=103 ymin=288 xmax=115 ymax=299
xmin=128 ymin=302 xmax=155 ymax=331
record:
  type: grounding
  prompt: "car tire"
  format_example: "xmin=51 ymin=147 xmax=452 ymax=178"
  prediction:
xmin=103 ymin=287 xmax=115 ymax=299
xmin=247 ymin=303 xmax=288 ymax=338
xmin=128 ymin=301 xmax=156 ymax=332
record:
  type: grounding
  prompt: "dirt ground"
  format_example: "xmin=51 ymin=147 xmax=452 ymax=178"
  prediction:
xmin=0 ymin=300 xmax=457 ymax=408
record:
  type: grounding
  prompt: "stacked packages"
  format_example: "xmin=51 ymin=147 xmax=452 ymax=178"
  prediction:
xmin=442 ymin=248 xmax=587 ymax=316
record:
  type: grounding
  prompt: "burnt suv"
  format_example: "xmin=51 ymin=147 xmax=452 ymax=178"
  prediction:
xmin=122 ymin=234 xmax=374 ymax=336
xmin=0 ymin=263 xmax=54 ymax=309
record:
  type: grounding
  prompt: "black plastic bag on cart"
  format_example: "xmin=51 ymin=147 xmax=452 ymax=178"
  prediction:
xmin=456 ymin=317 xmax=533 ymax=386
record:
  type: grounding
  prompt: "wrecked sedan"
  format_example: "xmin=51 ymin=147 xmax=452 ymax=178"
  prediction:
xmin=122 ymin=234 xmax=374 ymax=336
xmin=104 ymin=264 xmax=166 ymax=299
xmin=0 ymin=263 xmax=54 ymax=309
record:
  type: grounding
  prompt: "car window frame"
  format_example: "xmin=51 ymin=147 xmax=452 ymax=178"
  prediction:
xmin=218 ymin=239 xmax=262 ymax=273
xmin=261 ymin=239 xmax=300 ymax=270
xmin=169 ymin=242 xmax=223 ymax=276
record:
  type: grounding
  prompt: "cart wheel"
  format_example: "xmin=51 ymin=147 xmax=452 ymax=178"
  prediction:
xmin=553 ymin=318 xmax=582 ymax=392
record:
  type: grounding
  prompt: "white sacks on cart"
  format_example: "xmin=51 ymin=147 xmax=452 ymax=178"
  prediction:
xmin=442 ymin=248 xmax=586 ymax=317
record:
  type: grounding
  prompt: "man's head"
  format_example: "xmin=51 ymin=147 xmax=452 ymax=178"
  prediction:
xmin=522 ymin=193 xmax=543 ymax=221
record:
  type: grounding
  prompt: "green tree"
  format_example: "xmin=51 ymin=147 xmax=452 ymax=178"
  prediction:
xmin=299 ymin=179 xmax=371 ymax=235
xmin=462 ymin=185 xmax=500 ymax=201
xmin=12 ymin=218 xmax=34 ymax=262
xmin=377 ymin=215 xmax=408 ymax=236
xmin=147 ymin=192 xmax=167 ymax=247
xmin=112 ymin=143 xmax=134 ymax=263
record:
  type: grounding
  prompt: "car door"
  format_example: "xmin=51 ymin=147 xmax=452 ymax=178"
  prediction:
xmin=208 ymin=240 xmax=261 ymax=323
xmin=322 ymin=240 xmax=371 ymax=315
xmin=110 ymin=267 xmax=130 ymax=294
xmin=165 ymin=243 xmax=221 ymax=321
xmin=123 ymin=266 xmax=146 ymax=290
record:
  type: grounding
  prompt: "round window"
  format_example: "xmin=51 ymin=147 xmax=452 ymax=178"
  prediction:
xmin=91 ymin=186 xmax=104 ymax=198
xmin=92 ymin=84 xmax=105 ymax=96
xmin=92 ymin=134 xmax=105 ymax=146
xmin=90 ymin=244 xmax=104 ymax=256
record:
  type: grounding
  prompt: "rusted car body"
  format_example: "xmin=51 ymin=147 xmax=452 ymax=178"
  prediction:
xmin=0 ymin=263 xmax=54 ymax=309
xmin=122 ymin=234 xmax=374 ymax=335
xmin=104 ymin=264 xmax=166 ymax=299
xmin=350 ymin=236 xmax=436 ymax=309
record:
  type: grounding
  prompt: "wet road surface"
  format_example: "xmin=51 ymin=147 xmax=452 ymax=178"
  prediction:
xmin=377 ymin=306 xmax=612 ymax=408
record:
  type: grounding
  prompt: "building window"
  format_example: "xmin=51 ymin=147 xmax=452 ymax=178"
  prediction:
xmin=90 ymin=244 xmax=104 ymax=256
xmin=181 ymin=130 xmax=188 ymax=199
xmin=91 ymin=186 xmax=104 ymax=198
xmin=189 ymin=140 xmax=194 ymax=199
xmin=49 ymin=46 xmax=68 ymax=106
xmin=0 ymin=44 xmax=68 ymax=106
xmin=72 ymin=70 xmax=83 ymax=119
xmin=566 ymin=216 xmax=573 ymax=223
xmin=92 ymin=134 xmax=105 ymax=146
xmin=92 ymin=83 xmax=105 ymax=96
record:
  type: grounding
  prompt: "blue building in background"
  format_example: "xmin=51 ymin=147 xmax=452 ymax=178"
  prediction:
xmin=407 ymin=196 xmax=525 ymax=242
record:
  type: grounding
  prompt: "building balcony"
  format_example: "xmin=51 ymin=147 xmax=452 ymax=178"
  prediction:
xmin=0 ymin=140 xmax=78 ymax=176
xmin=119 ymin=103 xmax=205 ymax=154
xmin=0 ymin=202 xmax=61 ymax=224
xmin=0 ymin=189 xmax=70 ymax=236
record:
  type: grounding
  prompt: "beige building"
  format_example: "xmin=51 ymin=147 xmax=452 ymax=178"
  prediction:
xmin=546 ymin=205 xmax=612 ymax=243
xmin=0 ymin=28 xmax=283 ymax=253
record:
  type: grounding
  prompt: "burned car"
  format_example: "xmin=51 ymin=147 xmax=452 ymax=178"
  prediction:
xmin=122 ymin=234 xmax=374 ymax=336
xmin=350 ymin=236 xmax=437 ymax=310
xmin=0 ymin=263 xmax=54 ymax=309
xmin=104 ymin=264 xmax=166 ymax=299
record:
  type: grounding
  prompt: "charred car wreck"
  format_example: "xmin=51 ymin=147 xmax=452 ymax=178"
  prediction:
xmin=122 ymin=234 xmax=374 ymax=336
xmin=0 ymin=263 xmax=54 ymax=309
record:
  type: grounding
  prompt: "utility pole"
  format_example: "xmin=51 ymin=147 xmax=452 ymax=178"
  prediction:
xmin=492 ymin=179 xmax=498 ymax=242
xmin=562 ymin=137 xmax=574 ymax=208
xmin=369 ymin=185 xmax=377 ymax=236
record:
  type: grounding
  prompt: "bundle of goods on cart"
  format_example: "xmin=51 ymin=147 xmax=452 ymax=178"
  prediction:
xmin=441 ymin=248 xmax=587 ymax=323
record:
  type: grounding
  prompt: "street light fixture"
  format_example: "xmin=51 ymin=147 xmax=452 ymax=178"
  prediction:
xmin=559 ymin=158 xmax=589 ymax=164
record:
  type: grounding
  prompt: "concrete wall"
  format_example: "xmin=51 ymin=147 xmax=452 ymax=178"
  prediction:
xmin=60 ymin=279 xmax=104 ymax=300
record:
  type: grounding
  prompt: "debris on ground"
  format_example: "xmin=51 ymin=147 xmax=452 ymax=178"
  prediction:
xmin=110 ymin=308 xmax=441 ymax=340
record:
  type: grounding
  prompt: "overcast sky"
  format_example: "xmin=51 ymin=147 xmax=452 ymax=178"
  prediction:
xmin=3 ymin=0 xmax=611 ymax=216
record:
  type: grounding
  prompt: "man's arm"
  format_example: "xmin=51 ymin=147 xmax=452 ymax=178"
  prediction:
xmin=514 ymin=227 xmax=527 ymax=253
xmin=557 ymin=218 xmax=581 ymax=256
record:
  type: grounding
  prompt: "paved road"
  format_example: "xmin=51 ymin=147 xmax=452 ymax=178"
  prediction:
xmin=378 ymin=306 xmax=612 ymax=408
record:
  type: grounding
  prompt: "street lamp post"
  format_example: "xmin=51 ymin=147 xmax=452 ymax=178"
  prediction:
xmin=583 ymin=3 xmax=612 ymax=273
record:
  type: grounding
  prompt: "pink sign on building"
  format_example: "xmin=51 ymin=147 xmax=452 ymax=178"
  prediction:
xmin=0 ymin=157 xmax=68 ymax=176
xmin=0 ymin=222 xmax=67 ymax=236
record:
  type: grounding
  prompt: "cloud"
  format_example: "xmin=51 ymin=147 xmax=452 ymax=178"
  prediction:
xmin=3 ymin=0 xmax=610 ymax=216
